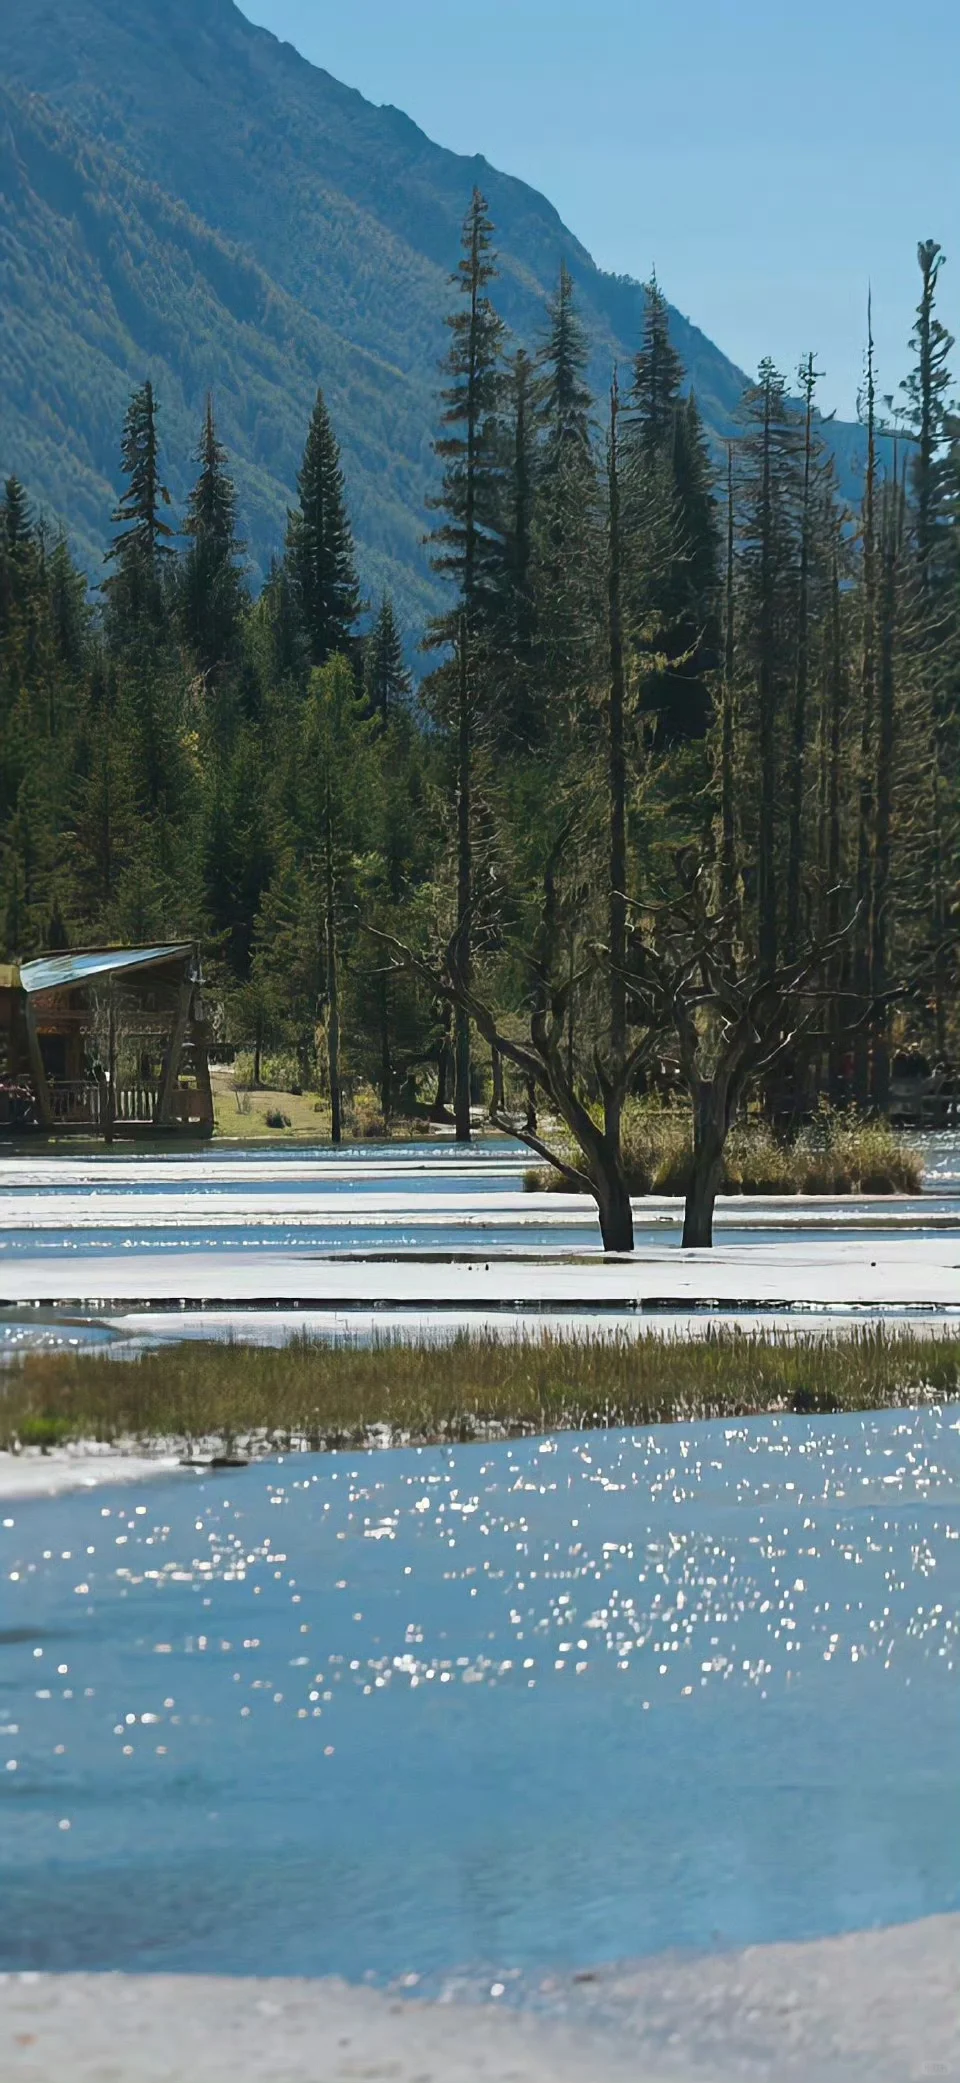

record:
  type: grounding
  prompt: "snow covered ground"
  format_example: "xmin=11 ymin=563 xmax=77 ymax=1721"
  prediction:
xmin=0 ymin=1139 xmax=957 ymax=1345
xmin=0 ymin=1232 xmax=958 ymax=1310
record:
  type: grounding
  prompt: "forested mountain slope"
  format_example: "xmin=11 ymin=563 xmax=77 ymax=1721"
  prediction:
xmin=0 ymin=0 xmax=864 ymax=619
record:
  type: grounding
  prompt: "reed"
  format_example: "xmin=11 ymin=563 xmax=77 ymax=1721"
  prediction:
xmin=0 ymin=1326 xmax=955 ymax=1457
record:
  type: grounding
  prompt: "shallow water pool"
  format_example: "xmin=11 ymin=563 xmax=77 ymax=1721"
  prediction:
xmin=1 ymin=1406 xmax=958 ymax=1986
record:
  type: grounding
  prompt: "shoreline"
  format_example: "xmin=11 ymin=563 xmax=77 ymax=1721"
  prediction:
xmin=2 ymin=1913 xmax=958 ymax=2081
xmin=0 ymin=1441 xmax=183 ymax=1499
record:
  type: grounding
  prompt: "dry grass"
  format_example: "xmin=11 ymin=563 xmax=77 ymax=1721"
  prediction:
xmin=213 ymin=1086 xmax=331 ymax=1140
xmin=0 ymin=1326 xmax=955 ymax=1456
xmin=529 ymin=1105 xmax=924 ymax=1197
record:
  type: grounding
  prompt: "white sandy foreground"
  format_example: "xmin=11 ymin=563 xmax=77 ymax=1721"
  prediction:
xmin=1 ymin=1914 xmax=958 ymax=2081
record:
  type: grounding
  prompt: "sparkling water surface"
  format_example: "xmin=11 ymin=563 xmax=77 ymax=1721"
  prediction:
xmin=1 ymin=1407 xmax=958 ymax=1984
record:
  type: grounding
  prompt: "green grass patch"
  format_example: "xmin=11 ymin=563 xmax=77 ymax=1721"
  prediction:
xmin=527 ymin=1106 xmax=924 ymax=1197
xmin=0 ymin=1327 xmax=955 ymax=1457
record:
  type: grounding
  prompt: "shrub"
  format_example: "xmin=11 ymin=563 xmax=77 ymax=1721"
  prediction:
xmin=264 ymin=1108 xmax=292 ymax=1130
xmin=14 ymin=1414 xmax=74 ymax=1452
xmin=348 ymin=1083 xmax=388 ymax=1140
xmin=526 ymin=1103 xmax=923 ymax=1198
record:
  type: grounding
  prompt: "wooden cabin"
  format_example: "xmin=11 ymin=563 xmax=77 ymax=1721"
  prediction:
xmin=0 ymin=944 xmax=214 ymax=1139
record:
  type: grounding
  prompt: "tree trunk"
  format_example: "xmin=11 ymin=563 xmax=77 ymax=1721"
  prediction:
xmin=431 ymin=1008 xmax=453 ymax=1121
xmin=853 ymin=305 xmax=877 ymax=1106
xmin=785 ymin=356 xmax=816 ymax=959
xmin=719 ymin=444 xmax=738 ymax=921
xmin=682 ymin=1084 xmax=728 ymax=1249
xmin=757 ymin=372 xmax=778 ymax=977
xmin=378 ymin=973 xmax=392 ymax=1121
xmin=253 ymin=1016 xmax=263 ymax=1091
xmin=607 ymin=378 xmax=628 ymax=1098
xmin=594 ymin=1159 xmax=634 ymax=1253
xmin=455 ymin=616 xmax=472 ymax=1143
xmin=870 ymin=490 xmax=901 ymax=1110
xmin=490 ymin=1043 xmax=505 ymax=1120
xmin=105 ymin=992 xmax=117 ymax=1146
xmin=324 ymin=788 xmax=342 ymax=1147
xmin=826 ymin=549 xmax=846 ymax=1100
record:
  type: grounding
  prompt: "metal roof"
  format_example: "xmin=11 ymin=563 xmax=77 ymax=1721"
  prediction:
xmin=19 ymin=945 xmax=194 ymax=997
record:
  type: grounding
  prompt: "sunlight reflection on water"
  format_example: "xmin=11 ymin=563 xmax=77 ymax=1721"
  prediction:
xmin=0 ymin=1405 xmax=958 ymax=1986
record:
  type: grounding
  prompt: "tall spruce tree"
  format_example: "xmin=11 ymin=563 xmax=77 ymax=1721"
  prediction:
xmin=365 ymin=596 xmax=411 ymax=723
xmin=428 ymin=187 xmax=506 ymax=641
xmin=631 ymin=275 xmax=686 ymax=457
xmin=533 ymin=265 xmax=598 ymax=721
xmin=496 ymin=347 xmax=540 ymax=746
xmin=785 ymin=353 xmax=826 ymax=959
xmin=286 ymin=387 xmax=360 ymax=668
xmin=180 ymin=397 xmax=247 ymax=691
xmin=901 ymin=240 xmax=955 ymax=1056
xmin=737 ymin=359 xmax=805 ymax=972
xmin=537 ymin=262 xmax=593 ymax=462
xmin=427 ymin=189 xmax=506 ymax=1137
xmin=104 ymin=381 xmax=174 ymax=598
xmin=626 ymin=281 xmax=719 ymax=738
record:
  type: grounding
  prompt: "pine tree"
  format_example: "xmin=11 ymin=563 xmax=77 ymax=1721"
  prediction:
xmin=716 ymin=443 xmax=739 ymax=919
xmin=537 ymin=262 xmax=593 ymax=463
xmin=852 ymin=308 xmax=879 ymax=1099
xmin=631 ymin=275 xmax=686 ymax=458
xmin=870 ymin=473 xmax=908 ymax=1105
xmin=105 ymin=381 xmax=175 ymax=578
xmin=286 ymin=387 xmax=360 ymax=668
xmin=1 ymin=478 xmax=33 ymax=566
xmin=901 ymin=242 xmax=953 ymax=585
xmin=427 ymin=187 xmax=507 ymax=640
xmin=204 ymin=728 xmax=273 ymax=977
xmin=785 ymin=353 xmax=826 ymax=958
xmin=47 ymin=534 xmax=90 ymax=680
xmin=625 ymin=282 xmax=719 ymax=739
xmin=496 ymin=347 xmax=540 ymax=746
xmin=365 ymin=595 xmax=411 ymax=723
xmin=304 ymin=654 xmax=383 ymax=1140
xmin=532 ymin=268 xmax=598 ymax=720
xmin=901 ymin=240 xmax=955 ymax=1057
xmin=736 ymin=359 xmax=805 ymax=971
xmin=180 ymin=397 xmax=247 ymax=689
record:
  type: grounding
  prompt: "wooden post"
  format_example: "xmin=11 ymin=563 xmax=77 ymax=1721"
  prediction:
xmin=193 ymin=1027 xmax=214 ymax=1136
xmin=105 ymin=989 xmax=117 ymax=1143
xmin=158 ymin=977 xmax=195 ymax=1128
xmin=23 ymin=997 xmax=54 ymax=1131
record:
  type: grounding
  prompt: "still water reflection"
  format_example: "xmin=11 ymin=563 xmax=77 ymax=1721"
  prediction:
xmin=1 ymin=1406 xmax=958 ymax=1984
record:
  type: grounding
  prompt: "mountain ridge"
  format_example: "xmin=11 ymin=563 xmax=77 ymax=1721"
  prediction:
xmin=0 ymin=0 xmax=864 ymax=629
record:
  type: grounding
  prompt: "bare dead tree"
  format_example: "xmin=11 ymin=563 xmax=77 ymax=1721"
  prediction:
xmin=614 ymin=856 xmax=858 ymax=1246
xmin=374 ymin=848 xmax=869 ymax=1254
xmin=371 ymin=826 xmax=660 ymax=1252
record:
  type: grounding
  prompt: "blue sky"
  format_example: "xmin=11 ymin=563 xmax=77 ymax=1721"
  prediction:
xmin=239 ymin=0 xmax=959 ymax=422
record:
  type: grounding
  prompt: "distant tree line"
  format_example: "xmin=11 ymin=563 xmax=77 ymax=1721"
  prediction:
xmin=1 ymin=202 xmax=957 ymax=1214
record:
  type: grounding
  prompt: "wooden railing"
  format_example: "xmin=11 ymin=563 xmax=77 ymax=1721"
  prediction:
xmin=49 ymin=1082 xmax=164 ymax=1126
xmin=50 ymin=1081 xmax=103 ymax=1126
xmin=115 ymin=1084 xmax=163 ymax=1124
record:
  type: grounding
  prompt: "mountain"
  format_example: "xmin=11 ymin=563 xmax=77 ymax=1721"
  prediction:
xmin=0 ymin=0 xmax=864 ymax=630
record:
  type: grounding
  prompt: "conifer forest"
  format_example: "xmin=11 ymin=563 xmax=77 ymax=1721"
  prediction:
xmin=2 ymin=201 xmax=957 ymax=1245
